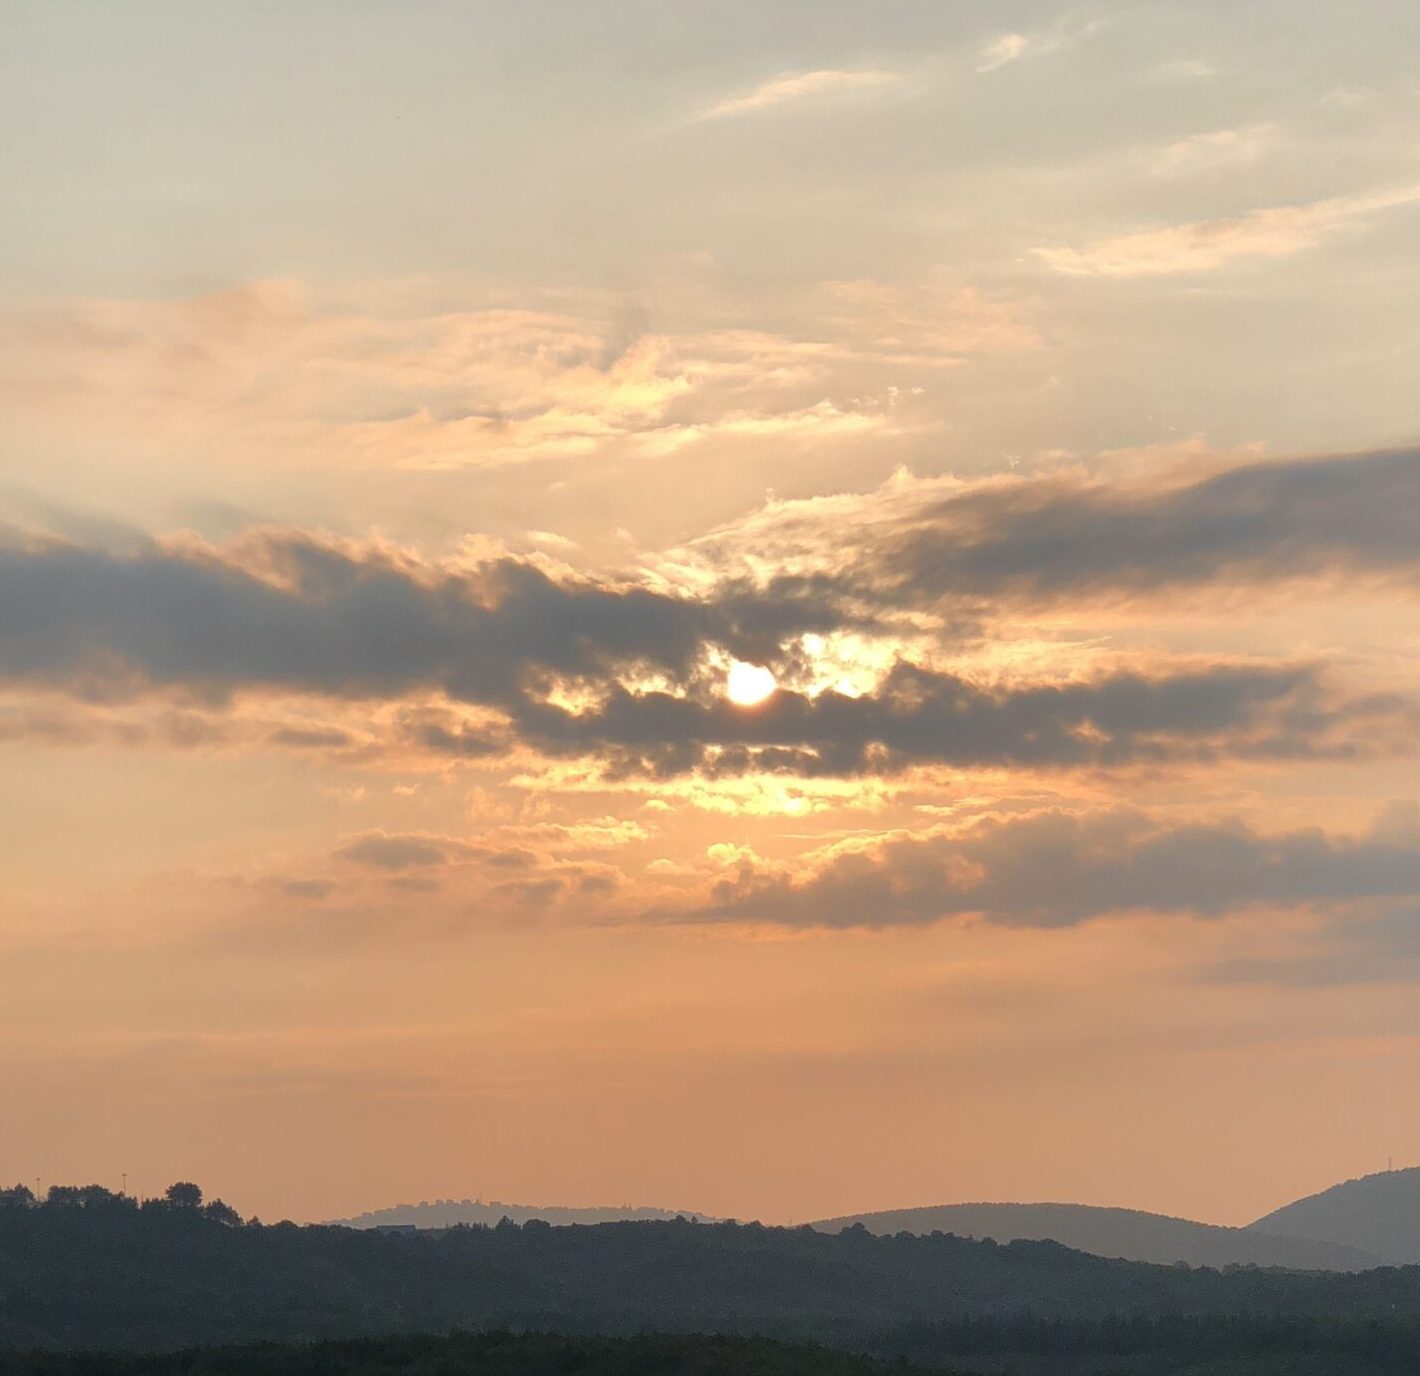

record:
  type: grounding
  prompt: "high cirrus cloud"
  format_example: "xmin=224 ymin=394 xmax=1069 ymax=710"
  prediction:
xmin=1034 ymin=184 xmax=1420 ymax=276
xmin=681 ymin=807 xmax=1420 ymax=929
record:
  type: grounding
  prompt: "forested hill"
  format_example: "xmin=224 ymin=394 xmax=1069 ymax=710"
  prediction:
xmin=5 ymin=1191 xmax=1420 ymax=1354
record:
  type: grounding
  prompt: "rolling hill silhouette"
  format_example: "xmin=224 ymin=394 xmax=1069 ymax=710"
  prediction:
xmin=327 ymin=1198 xmax=716 ymax=1229
xmin=1249 ymin=1167 xmax=1420 ymax=1265
xmin=811 ymin=1201 xmax=1382 ymax=1271
xmin=331 ymin=1168 xmax=1418 ymax=1272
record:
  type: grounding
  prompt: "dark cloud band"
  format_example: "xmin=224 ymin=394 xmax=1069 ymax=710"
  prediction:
xmin=682 ymin=808 xmax=1420 ymax=929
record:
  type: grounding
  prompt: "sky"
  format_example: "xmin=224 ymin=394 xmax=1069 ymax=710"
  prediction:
xmin=2 ymin=0 xmax=1419 ymax=1227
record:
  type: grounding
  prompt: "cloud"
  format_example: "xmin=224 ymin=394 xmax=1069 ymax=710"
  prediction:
xmin=3 ymin=446 xmax=1419 ymax=781
xmin=683 ymin=447 xmax=1420 ymax=612
xmin=332 ymin=831 xmax=549 ymax=879
xmin=976 ymin=32 xmax=1031 ymax=73
xmin=337 ymin=833 xmax=461 ymax=870
xmin=0 ymin=532 xmax=726 ymax=706
xmin=1035 ymin=183 xmax=1420 ymax=276
xmin=698 ymin=68 xmax=902 ymax=121
xmin=1150 ymin=125 xmax=1277 ymax=177
xmin=677 ymin=806 xmax=1420 ymax=929
xmin=279 ymin=878 xmax=337 ymax=901
xmin=4 ymin=282 xmax=944 ymax=473
xmin=512 ymin=660 xmax=1408 ymax=779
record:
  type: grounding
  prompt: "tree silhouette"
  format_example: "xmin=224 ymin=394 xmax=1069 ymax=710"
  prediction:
xmin=204 ymin=1198 xmax=243 ymax=1226
xmin=164 ymin=1181 xmax=204 ymax=1208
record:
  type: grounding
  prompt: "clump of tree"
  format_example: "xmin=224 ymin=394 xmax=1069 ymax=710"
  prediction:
xmin=0 ymin=1181 xmax=243 ymax=1226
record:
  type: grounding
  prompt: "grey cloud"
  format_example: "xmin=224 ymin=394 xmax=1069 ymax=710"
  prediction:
xmin=337 ymin=833 xmax=458 ymax=871
xmin=683 ymin=807 xmax=1420 ymax=929
xmin=577 ymin=872 xmax=621 ymax=896
xmin=0 ymin=533 xmax=737 ymax=705
xmin=513 ymin=660 xmax=1406 ymax=777
xmin=396 ymin=708 xmax=510 ymax=758
xmin=493 ymin=877 xmax=564 ymax=906
xmin=870 ymin=448 xmax=1420 ymax=606
xmin=335 ymin=831 xmax=552 ymax=875
xmin=10 ymin=449 xmax=1416 ymax=716
xmin=483 ymin=847 xmax=538 ymax=870
xmin=267 ymin=726 xmax=355 ymax=749
xmin=278 ymin=878 xmax=336 ymax=901
xmin=2 ymin=448 xmax=1418 ymax=783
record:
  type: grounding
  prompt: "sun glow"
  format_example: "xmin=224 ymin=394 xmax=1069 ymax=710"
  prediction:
xmin=726 ymin=660 xmax=776 ymax=706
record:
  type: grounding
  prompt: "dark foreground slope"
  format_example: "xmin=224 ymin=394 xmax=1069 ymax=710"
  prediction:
xmin=0 ymin=1332 xmax=960 ymax=1376
xmin=811 ymin=1203 xmax=1379 ymax=1271
xmin=5 ymin=1199 xmax=1420 ymax=1354
xmin=5 ymin=1325 xmax=1420 ymax=1376
xmin=1249 ymin=1167 xmax=1420 ymax=1265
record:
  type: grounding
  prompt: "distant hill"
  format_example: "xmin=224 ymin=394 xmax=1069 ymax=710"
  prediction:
xmin=810 ymin=1202 xmax=1382 ymax=1271
xmin=1249 ymin=1167 xmax=1420 ymax=1265
xmin=326 ymin=1198 xmax=716 ymax=1229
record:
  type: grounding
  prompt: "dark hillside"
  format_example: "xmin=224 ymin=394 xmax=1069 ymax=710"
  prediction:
xmin=4 ymin=1192 xmax=1420 ymax=1354
xmin=0 ymin=1332 xmax=962 ymax=1376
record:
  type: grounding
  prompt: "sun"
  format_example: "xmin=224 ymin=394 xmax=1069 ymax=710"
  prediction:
xmin=726 ymin=660 xmax=776 ymax=706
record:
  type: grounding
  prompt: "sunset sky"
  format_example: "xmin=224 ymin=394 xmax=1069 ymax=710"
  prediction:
xmin=3 ymin=0 xmax=1419 ymax=1227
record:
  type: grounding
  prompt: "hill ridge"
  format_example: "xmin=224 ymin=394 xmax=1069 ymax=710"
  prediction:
xmin=1248 ymin=1166 xmax=1420 ymax=1265
xmin=810 ymin=1199 xmax=1382 ymax=1271
xmin=327 ymin=1197 xmax=717 ymax=1229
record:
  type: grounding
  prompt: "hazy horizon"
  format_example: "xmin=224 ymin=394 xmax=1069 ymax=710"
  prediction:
xmin=22 ymin=1159 xmax=1416 ymax=1234
xmin=3 ymin=0 xmax=1419 ymax=1231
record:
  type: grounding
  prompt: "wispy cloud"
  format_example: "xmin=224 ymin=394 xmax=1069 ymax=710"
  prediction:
xmin=698 ymin=68 xmax=903 ymax=121
xmin=1148 ymin=57 xmax=1218 ymax=83
xmin=2 ymin=276 xmax=1030 ymax=472
xmin=1036 ymin=183 xmax=1420 ymax=276
xmin=976 ymin=32 xmax=1033 ymax=73
xmin=1151 ymin=124 xmax=1277 ymax=176
xmin=974 ymin=13 xmax=1105 ymax=76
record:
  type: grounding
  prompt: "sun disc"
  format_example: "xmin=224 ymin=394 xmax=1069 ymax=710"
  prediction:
xmin=726 ymin=660 xmax=776 ymax=706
